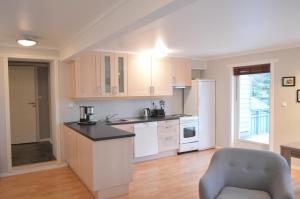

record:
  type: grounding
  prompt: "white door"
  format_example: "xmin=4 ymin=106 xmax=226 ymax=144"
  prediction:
xmin=234 ymin=72 xmax=270 ymax=150
xmin=9 ymin=66 xmax=37 ymax=144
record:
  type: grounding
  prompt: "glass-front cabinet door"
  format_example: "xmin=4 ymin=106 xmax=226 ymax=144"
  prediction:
xmin=101 ymin=53 xmax=114 ymax=96
xmin=114 ymin=53 xmax=127 ymax=96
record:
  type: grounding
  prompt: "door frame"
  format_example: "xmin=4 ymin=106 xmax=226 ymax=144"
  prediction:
xmin=228 ymin=60 xmax=276 ymax=151
xmin=2 ymin=54 xmax=62 ymax=175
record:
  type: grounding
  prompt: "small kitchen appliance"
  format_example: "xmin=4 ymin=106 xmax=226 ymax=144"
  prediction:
xmin=151 ymin=109 xmax=165 ymax=117
xmin=143 ymin=108 xmax=151 ymax=117
xmin=151 ymin=100 xmax=166 ymax=117
xmin=78 ymin=106 xmax=96 ymax=125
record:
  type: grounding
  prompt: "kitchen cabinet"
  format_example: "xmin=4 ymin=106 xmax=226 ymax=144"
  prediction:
xmin=101 ymin=52 xmax=115 ymax=97
xmin=114 ymin=53 xmax=128 ymax=96
xmin=63 ymin=126 xmax=133 ymax=199
xmin=157 ymin=120 xmax=180 ymax=152
xmin=63 ymin=126 xmax=79 ymax=173
xmin=127 ymin=54 xmax=151 ymax=96
xmin=69 ymin=52 xmax=101 ymax=98
xmin=127 ymin=54 xmax=172 ymax=96
xmin=69 ymin=52 xmax=174 ymax=98
xmin=101 ymin=52 xmax=128 ymax=97
xmin=76 ymin=132 xmax=93 ymax=189
xmin=69 ymin=52 xmax=128 ymax=98
xmin=134 ymin=122 xmax=158 ymax=158
xmin=171 ymin=58 xmax=192 ymax=87
xmin=151 ymin=57 xmax=173 ymax=96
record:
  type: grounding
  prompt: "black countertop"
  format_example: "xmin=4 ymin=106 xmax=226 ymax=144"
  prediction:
xmin=65 ymin=121 xmax=135 ymax=141
xmin=64 ymin=116 xmax=180 ymax=141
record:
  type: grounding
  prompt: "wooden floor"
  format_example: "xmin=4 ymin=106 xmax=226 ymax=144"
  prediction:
xmin=1 ymin=149 xmax=300 ymax=199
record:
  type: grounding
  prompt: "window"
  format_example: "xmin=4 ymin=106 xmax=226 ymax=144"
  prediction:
xmin=234 ymin=64 xmax=270 ymax=145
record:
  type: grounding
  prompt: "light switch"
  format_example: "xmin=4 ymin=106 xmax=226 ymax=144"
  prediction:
xmin=281 ymin=102 xmax=288 ymax=107
xmin=69 ymin=103 xmax=75 ymax=108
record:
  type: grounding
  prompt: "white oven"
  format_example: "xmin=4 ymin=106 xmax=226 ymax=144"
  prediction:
xmin=179 ymin=116 xmax=199 ymax=153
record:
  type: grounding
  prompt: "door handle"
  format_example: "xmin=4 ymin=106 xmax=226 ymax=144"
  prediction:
xmin=28 ymin=102 xmax=36 ymax=107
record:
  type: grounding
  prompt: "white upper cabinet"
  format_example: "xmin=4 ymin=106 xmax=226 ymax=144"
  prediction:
xmin=101 ymin=53 xmax=128 ymax=97
xmin=70 ymin=52 xmax=101 ymax=98
xmin=171 ymin=58 xmax=192 ymax=87
xmin=127 ymin=54 xmax=151 ymax=96
xmin=127 ymin=55 xmax=172 ymax=97
xmin=69 ymin=52 xmax=176 ymax=98
xmin=151 ymin=57 xmax=173 ymax=96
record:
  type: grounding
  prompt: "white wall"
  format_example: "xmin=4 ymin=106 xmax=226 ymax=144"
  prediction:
xmin=59 ymin=63 xmax=184 ymax=122
xmin=0 ymin=56 xmax=10 ymax=174
xmin=202 ymin=47 xmax=300 ymax=154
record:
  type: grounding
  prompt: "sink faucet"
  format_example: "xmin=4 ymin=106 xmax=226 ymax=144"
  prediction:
xmin=105 ymin=114 xmax=118 ymax=122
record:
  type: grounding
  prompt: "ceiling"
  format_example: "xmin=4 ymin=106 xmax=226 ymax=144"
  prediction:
xmin=98 ymin=0 xmax=300 ymax=59
xmin=2 ymin=0 xmax=300 ymax=59
xmin=0 ymin=0 xmax=124 ymax=49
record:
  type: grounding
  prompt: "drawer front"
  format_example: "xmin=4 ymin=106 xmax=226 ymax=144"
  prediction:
xmin=158 ymin=125 xmax=179 ymax=137
xmin=157 ymin=119 xmax=179 ymax=128
xmin=159 ymin=134 xmax=179 ymax=152
xmin=158 ymin=124 xmax=180 ymax=152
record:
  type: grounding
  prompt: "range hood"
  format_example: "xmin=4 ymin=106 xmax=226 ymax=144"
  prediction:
xmin=173 ymin=85 xmax=190 ymax=89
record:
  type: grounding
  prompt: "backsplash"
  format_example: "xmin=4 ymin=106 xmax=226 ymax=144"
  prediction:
xmin=62 ymin=89 xmax=183 ymax=122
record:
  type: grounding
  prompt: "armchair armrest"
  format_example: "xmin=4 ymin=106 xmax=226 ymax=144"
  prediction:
xmin=270 ymin=172 xmax=294 ymax=199
xmin=199 ymin=167 xmax=225 ymax=199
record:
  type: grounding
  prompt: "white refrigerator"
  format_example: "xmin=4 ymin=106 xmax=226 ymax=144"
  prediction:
xmin=184 ymin=80 xmax=216 ymax=149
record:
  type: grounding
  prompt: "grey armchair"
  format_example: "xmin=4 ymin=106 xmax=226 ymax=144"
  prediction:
xmin=199 ymin=148 xmax=294 ymax=199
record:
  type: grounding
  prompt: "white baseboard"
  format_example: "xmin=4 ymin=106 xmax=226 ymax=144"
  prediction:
xmin=39 ymin=138 xmax=51 ymax=143
xmin=0 ymin=162 xmax=67 ymax=177
xmin=292 ymin=165 xmax=300 ymax=171
xmin=133 ymin=150 xmax=177 ymax=163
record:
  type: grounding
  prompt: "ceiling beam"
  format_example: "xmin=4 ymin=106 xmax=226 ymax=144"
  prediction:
xmin=60 ymin=0 xmax=197 ymax=61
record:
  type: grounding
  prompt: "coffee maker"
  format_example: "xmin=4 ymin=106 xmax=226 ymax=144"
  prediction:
xmin=78 ymin=106 xmax=96 ymax=125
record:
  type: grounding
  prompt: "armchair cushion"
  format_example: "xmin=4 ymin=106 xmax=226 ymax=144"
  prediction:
xmin=216 ymin=187 xmax=271 ymax=199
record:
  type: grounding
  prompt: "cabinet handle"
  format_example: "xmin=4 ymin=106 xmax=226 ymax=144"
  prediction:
xmin=111 ymin=86 xmax=118 ymax=95
xmin=111 ymin=87 xmax=115 ymax=95
xmin=172 ymin=76 xmax=176 ymax=84
xmin=97 ymin=86 xmax=101 ymax=95
xmin=150 ymin=86 xmax=155 ymax=96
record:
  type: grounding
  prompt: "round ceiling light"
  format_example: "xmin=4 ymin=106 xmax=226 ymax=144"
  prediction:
xmin=17 ymin=39 xmax=38 ymax=47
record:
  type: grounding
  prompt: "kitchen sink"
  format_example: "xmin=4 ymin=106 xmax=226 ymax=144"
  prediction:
xmin=106 ymin=118 xmax=130 ymax=124
xmin=127 ymin=118 xmax=144 ymax=122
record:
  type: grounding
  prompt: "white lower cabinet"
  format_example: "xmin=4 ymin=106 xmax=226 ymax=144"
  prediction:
xmin=133 ymin=120 xmax=180 ymax=159
xmin=134 ymin=122 xmax=158 ymax=158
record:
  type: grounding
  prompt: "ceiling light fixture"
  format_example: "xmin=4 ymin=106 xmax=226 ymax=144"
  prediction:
xmin=153 ymin=40 xmax=168 ymax=58
xmin=17 ymin=38 xmax=38 ymax=47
